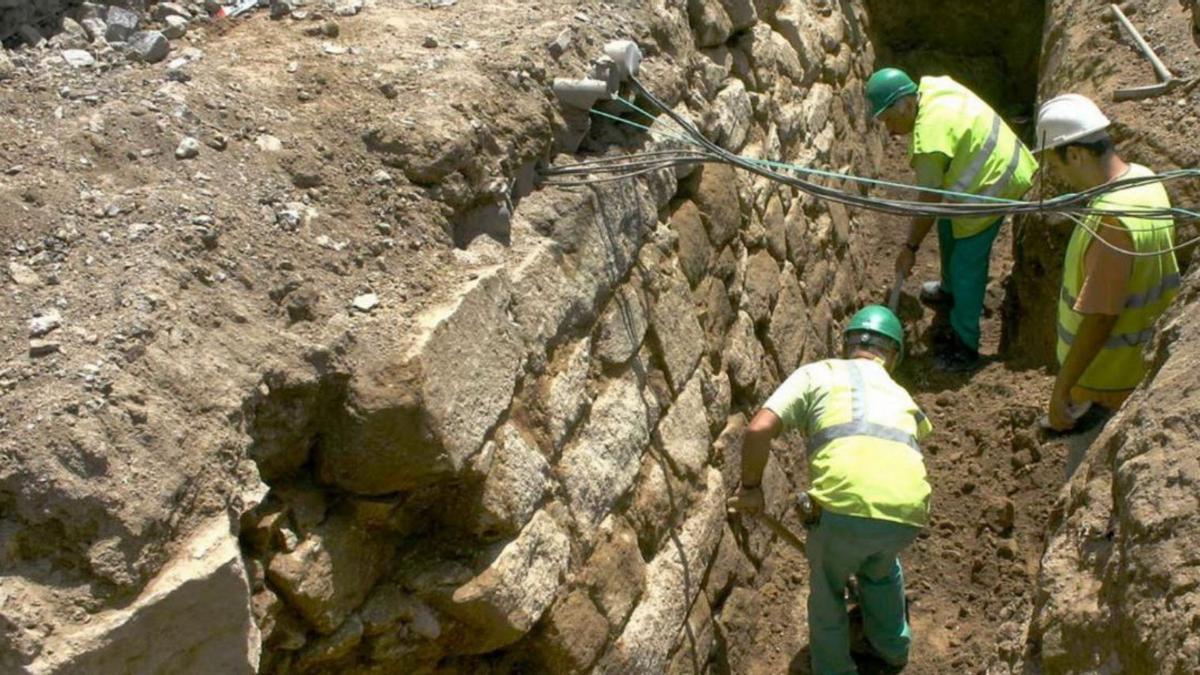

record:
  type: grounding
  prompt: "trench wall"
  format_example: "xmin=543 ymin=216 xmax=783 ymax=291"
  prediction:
xmin=989 ymin=1 xmax=1200 ymax=672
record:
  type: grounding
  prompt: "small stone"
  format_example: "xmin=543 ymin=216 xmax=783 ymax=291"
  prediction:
xmin=7 ymin=262 xmax=40 ymax=286
xmin=352 ymin=293 xmax=379 ymax=312
xmin=166 ymin=59 xmax=191 ymax=82
xmin=270 ymin=0 xmax=293 ymax=19
xmin=175 ymin=137 xmax=200 ymax=160
xmin=5 ymin=165 xmax=23 ymax=176
xmin=547 ymin=27 xmax=571 ymax=57
xmin=163 ymin=16 xmax=189 ymax=39
xmin=153 ymin=2 xmax=191 ymax=19
xmin=277 ymin=209 xmax=302 ymax=230
xmin=375 ymin=222 xmax=392 ymax=235
xmin=29 ymin=340 xmax=61 ymax=358
xmin=0 ymin=51 xmax=13 ymax=81
xmin=59 ymin=18 xmax=91 ymax=47
xmin=422 ymin=35 xmax=438 ymax=48
xmin=205 ymin=133 xmax=228 ymax=151
xmin=80 ymin=17 xmax=107 ymax=43
xmin=323 ymin=43 xmax=347 ymax=55
xmin=29 ymin=311 xmax=62 ymax=338
xmin=996 ymin=538 xmax=1019 ymax=560
xmin=370 ymin=169 xmax=393 ymax=185
xmin=62 ymin=50 xmax=96 ymax=68
xmin=335 ymin=0 xmax=362 ymax=16
xmin=378 ymin=81 xmax=398 ymax=98
xmin=126 ymin=31 xmax=170 ymax=63
xmin=105 ymin=7 xmax=141 ymax=42
xmin=28 ymin=309 xmax=62 ymax=336
xmin=255 ymin=135 xmax=283 ymax=152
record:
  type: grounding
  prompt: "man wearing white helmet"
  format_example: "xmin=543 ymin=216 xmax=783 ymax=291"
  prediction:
xmin=1034 ymin=94 xmax=1180 ymax=432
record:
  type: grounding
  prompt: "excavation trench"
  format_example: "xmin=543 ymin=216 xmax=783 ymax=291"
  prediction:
xmin=237 ymin=3 xmax=1070 ymax=673
xmin=230 ymin=2 xmax=1073 ymax=674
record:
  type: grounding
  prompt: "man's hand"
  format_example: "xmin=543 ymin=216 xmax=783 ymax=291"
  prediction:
xmin=895 ymin=247 xmax=916 ymax=278
xmin=727 ymin=486 xmax=764 ymax=516
xmin=1047 ymin=386 xmax=1075 ymax=432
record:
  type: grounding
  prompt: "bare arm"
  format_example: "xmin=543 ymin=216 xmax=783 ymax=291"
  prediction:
xmin=740 ymin=408 xmax=783 ymax=487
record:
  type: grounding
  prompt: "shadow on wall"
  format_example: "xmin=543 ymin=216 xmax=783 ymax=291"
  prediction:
xmin=863 ymin=0 xmax=1046 ymax=127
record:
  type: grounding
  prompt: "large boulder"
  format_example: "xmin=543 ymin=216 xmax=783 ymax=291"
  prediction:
xmin=594 ymin=283 xmax=649 ymax=367
xmin=447 ymin=510 xmax=570 ymax=652
xmin=647 ymin=272 xmax=706 ymax=395
xmin=654 ymin=374 xmax=713 ymax=480
xmin=30 ymin=518 xmax=259 ymax=674
xmin=319 ymin=270 xmax=525 ymax=495
xmin=595 ymin=469 xmax=727 ymax=672
xmin=558 ymin=372 xmax=651 ymax=539
xmin=267 ymin=512 xmax=394 ymax=634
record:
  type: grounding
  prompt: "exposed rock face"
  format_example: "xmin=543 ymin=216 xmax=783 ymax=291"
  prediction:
xmin=990 ymin=2 xmax=1200 ymax=672
xmin=1013 ymin=268 xmax=1200 ymax=674
xmin=27 ymin=517 xmax=259 ymax=674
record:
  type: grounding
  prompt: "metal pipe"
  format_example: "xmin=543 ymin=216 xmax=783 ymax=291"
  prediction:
xmin=551 ymin=77 xmax=612 ymax=110
xmin=1110 ymin=4 xmax=1173 ymax=82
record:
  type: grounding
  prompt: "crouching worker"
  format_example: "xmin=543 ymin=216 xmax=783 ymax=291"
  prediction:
xmin=729 ymin=306 xmax=933 ymax=674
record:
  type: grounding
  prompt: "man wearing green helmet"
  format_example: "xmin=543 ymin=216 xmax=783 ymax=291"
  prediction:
xmin=730 ymin=305 xmax=932 ymax=674
xmin=866 ymin=67 xmax=1039 ymax=371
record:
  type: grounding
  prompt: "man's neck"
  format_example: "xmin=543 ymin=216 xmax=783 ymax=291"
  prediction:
xmin=1080 ymin=154 xmax=1130 ymax=189
xmin=849 ymin=349 xmax=887 ymax=365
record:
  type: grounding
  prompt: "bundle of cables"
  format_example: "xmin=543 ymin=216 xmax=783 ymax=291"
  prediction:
xmin=541 ymin=76 xmax=1200 ymax=257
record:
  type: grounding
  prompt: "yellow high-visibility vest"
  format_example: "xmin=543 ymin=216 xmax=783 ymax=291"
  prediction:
xmin=764 ymin=358 xmax=932 ymax=527
xmin=1057 ymin=164 xmax=1180 ymax=392
xmin=909 ymin=76 xmax=1039 ymax=238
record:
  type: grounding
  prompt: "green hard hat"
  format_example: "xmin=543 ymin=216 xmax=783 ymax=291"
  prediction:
xmin=866 ymin=68 xmax=918 ymax=117
xmin=844 ymin=305 xmax=904 ymax=354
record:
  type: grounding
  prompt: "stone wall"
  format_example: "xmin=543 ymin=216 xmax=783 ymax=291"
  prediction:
xmin=236 ymin=1 xmax=884 ymax=671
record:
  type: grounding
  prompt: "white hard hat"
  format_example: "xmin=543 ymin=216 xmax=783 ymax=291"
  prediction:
xmin=1033 ymin=94 xmax=1112 ymax=153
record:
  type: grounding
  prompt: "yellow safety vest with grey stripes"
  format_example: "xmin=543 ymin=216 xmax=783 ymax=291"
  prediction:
xmin=763 ymin=358 xmax=932 ymax=528
xmin=1057 ymin=163 xmax=1180 ymax=392
xmin=909 ymin=76 xmax=1039 ymax=239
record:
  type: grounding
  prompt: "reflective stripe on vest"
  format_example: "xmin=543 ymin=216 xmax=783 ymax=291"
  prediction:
xmin=948 ymin=113 xmax=1001 ymax=194
xmin=807 ymin=361 xmax=922 ymax=457
xmin=911 ymin=77 xmax=1037 ymax=238
xmin=1060 ymin=272 xmax=1181 ymax=310
xmin=1056 ymin=321 xmax=1156 ymax=350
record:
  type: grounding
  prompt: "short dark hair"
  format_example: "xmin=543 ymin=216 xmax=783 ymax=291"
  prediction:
xmin=842 ymin=330 xmax=899 ymax=359
xmin=1054 ymin=133 xmax=1115 ymax=161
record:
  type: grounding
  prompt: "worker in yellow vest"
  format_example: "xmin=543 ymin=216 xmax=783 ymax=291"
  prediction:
xmin=1033 ymin=94 xmax=1180 ymax=431
xmin=866 ymin=68 xmax=1039 ymax=371
xmin=729 ymin=305 xmax=932 ymax=674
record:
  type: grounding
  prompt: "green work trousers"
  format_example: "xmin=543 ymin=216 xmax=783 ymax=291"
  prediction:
xmin=937 ymin=217 xmax=1003 ymax=351
xmin=807 ymin=511 xmax=921 ymax=675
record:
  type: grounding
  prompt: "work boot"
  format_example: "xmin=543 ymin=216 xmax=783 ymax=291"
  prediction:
xmin=850 ymin=638 xmax=907 ymax=673
xmin=919 ymin=281 xmax=954 ymax=310
xmin=934 ymin=332 xmax=980 ymax=373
